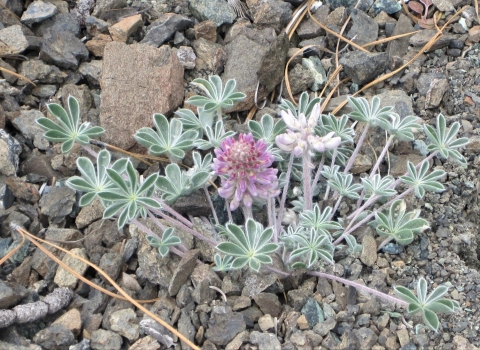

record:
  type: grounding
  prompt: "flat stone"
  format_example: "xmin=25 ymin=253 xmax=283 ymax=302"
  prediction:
xmin=40 ymin=31 xmax=89 ymax=69
xmin=90 ymin=329 xmax=123 ymax=350
xmin=108 ymin=14 xmax=143 ymax=43
xmin=194 ymin=20 xmax=217 ymax=41
xmin=32 ymin=324 xmax=75 ymax=349
xmin=85 ymin=34 xmax=112 ymax=57
xmin=192 ymin=37 xmax=226 ymax=74
xmin=12 ymin=110 xmax=50 ymax=150
xmin=34 ymin=13 xmax=81 ymax=37
xmin=258 ymin=314 xmax=275 ymax=331
xmin=0 ymin=130 xmax=21 ymax=176
xmin=141 ymin=13 xmax=193 ymax=47
xmin=296 ymin=5 xmax=329 ymax=39
xmin=387 ymin=14 xmax=414 ymax=59
xmin=249 ymin=0 xmax=293 ymax=33
xmin=110 ymin=308 xmax=140 ymax=341
xmin=168 ymin=249 xmax=199 ymax=296
xmin=0 ymin=280 xmax=28 ymax=309
xmin=32 ymin=84 xmax=58 ymax=98
xmin=78 ymin=60 xmax=102 ymax=86
xmin=347 ymin=9 xmax=378 ymax=47
xmin=301 ymin=297 xmax=324 ymax=328
xmin=188 ymin=0 xmax=237 ymax=27
xmin=99 ymin=42 xmax=184 ymax=149
xmin=339 ymin=51 xmax=388 ymax=85
xmin=205 ymin=305 xmax=246 ymax=346
xmin=360 ymin=233 xmax=377 ymax=267
xmin=92 ymin=0 xmax=126 ymax=18
xmin=252 ymin=293 xmax=282 ymax=317
xmin=377 ymin=90 xmax=414 ymax=118
xmin=191 ymin=263 xmax=222 ymax=304
xmin=0 ymin=25 xmax=28 ymax=56
xmin=21 ymin=0 xmax=57 ymax=25
xmin=54 ymin=248 xmax=89 ymax=289
xmin=409 ymin=30 xmax=455 ymax=51
xmin=250 ymin=331 xmax=281 ymax=350
xmin=39 ymin=186 xmax=76 ymax=221
xmin=53 ymin=308 xmax=82 ymax=336
xmin=17 ymin=59 xmax=67 ymax=86
xmin=176 ymin=46 xmax=196 ymax=69
xmin=130 ymin=336 xmax=161 ymax=350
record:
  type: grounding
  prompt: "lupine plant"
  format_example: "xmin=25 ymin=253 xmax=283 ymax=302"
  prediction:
xmin=35 ymin=76 xmax=469 ymax=332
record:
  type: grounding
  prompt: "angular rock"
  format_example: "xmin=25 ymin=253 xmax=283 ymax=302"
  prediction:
xmin=17 ymin=59 xmax=67 ymax=86
xmin=194 ymin=20 xmax=217 ymax=42
xmin=32 ymin=84 xmax=58 ymax=98
xmin=339 ymin=51 xmax=388 ymax=85
xmin=32 ymin=324 xmax=75 ymax=349
xmin=12 ymin=110 xmax=50 ymax=150
xmin=39 ymin=186 xmax=76 ymax=222
xmin=250 ymin=331 xmax=281 ymax=350
xmin=205 ymin=305 xmax=246 ymax=346
xmin=252 ymin=293 xmax=282 ymax=317
xmin=98 ymin=252 xmax=122 ymax=283
xmin=34 ymin=13 xmax=81 ymax=37
xmin=347 ymin=9 xmax=378 ymax=47
xmin=0 ymin=129 xmax=22 ymax=176
xmin=141 ymin=13 xmax=193 ymax=47
xmin=0 ymin=280 xmax=28 ymax=308
xmin=360 ymin=233 xmax=377 ymax=267
xmin=85 ymin=34 xmax=112 ymax=57
xmin=92 ymin=0 xmax=126 ymax=18
xmin=109 ymin=14 xmax=143 ymax=43
xmin=188 ymin=0 xmax=236 ymax=27
xmin=191 ymin=263 xmax=222 ymax=304
xmin=110 ymin=308 xmax=140 ymax=341
xmin=296 ymin=5 xmax=330 ymax=39
xmin=409 ymin=30 xmax=455 ymax=51
xmin=377 ymin=90 xmax=414 ymax=118
xmin=192 ymin=38 xmax=226 ymax=74
xmin=130 ymin=336 xmax=161 ymax=350
xmin=52 ymin=308 xmax=82 ymax=337
xmin=5 ymin=177 xmax=40 ymax=203
xmin=223 ymin=32 xmax=287 ymax=111
xmin=177 ymin=46 xmax=196 ymax=70
xmin=302 ymin=297 xmax=325 ymax=328
xmin=178 ymin=311 xmax=196 ymax=350
xmin=78 ymin=60 xmax=102 ymax=86
xmin=54 ymin=248 xmax=89 ymax=289
xmin=21 ymin=0 xmax=57 ymax=25
xmin=171 ymin=189 xmax=213 ymax=217
xmin=249 ymin=0 xmax=293 ymax=33
xmin=90 ymin=329 xmax=123 ymax=350
xmin=168 ymin=249 xmax=199 ymax=296
xmin=0 ymin=25 xmax=28 ymax=56
xmin=387 ymin=14 xmax=414 ymax=60
xmin=40 ymin=31 xmax=89 ymax=69
xmin=99 ymin=42 xmax=184 ymax=149
xmin=85 ymin=15 xmax=110 ymax=36
xmin=373 ymin=0 xmax=401 ymax=14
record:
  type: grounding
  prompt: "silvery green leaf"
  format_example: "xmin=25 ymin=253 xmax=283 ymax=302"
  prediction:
xmin=361 ymin=174 xmax=396 ymax=199
xmin=328 ymin=173 xmax=362 ymax=199
xmin=423 ymin=114 xmax=468 ymax=164
xmin=216 ymin=219 xmax=278 ymax=272
xmin=213 ymin=254 xmax=234 ymax=271
xmin=400 ymin=161 xmax=445 ymax=199
xmin=280 ymin=92 xmax=321 ymax=118
xmin=319 ymin=114 xmax=355 ymax=143
xmin=394 ymin=286 xmax=420 ymax=305
xmin=299 ymin=204 xmax=342 ymax=234
xmin=37 ymin=96 xmax=105 ymax=153
xmin=248 ymin=114 xmax=286 ymax=144
xmin=348 ymin=96 xmax=394 ymax=125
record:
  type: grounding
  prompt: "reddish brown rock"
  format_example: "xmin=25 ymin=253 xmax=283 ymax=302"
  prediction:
xmin=99 ymin=42 xmax=184 ymax=149
xmin=108 ymin=14 xmax=143 ymax=43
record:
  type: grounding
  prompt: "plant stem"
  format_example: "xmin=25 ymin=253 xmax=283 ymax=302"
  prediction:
xmin=277 ymin=152 xmax=295 ymax=235
xmin=242 ymin=205 xmax=253 ymax=220
xmin=152 ymin=197 xmax=193 ymax=228
xmin=330 ymin=195 xmax=343 ymax=220
xmin=302 ymin=150 xmax=313 ymax=210
xmin=149 ymin=207 xmax=217 ymax=246
xmin=323 ymin=149 xmax=337 ymax=201
xmin=307 ymin=271 xmax=408 ymax=307
xmin=333 ymin=186 xmax=415 ymax=245
xmin=311 ymin=153 xmax=326 ymax=196
xmin=344 ymin=124 xmax=369 ymax=174
xmin=369 ymin=135 xmax=394 ymax=178
xmin=81 ymin=145 xmax=99 ymax=158
xmin=204 ymin=187 xmax=219 ymax=225
xmin=226 ymin=200 xmax=233 ymax=223
xmin=377 ymin=236 xmax=394 ymax=251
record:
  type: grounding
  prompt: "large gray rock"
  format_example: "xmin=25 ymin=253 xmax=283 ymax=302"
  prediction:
xmin=339 ymin=51 xmax=388 ymax=85
xmin=222 ymin=31 xmax=288 ymax=112
xmin=92 ymin=0 xmax=126 ymax=17
xmin=141 ymin=13 xmax=193 ymax=47
xmin=34 ymin=13 xmax=81 ymax=37
xmin=205 ymin=305 xmax=246 ymax=346
xmin=21 ymin=0 xmax=57 ymax=25
xmin=0 ymin=129 xmax=21 ymax=176
xmin=12 ymin=110 xmax=50 ymax=150
xmin=188 ymin=0 xmax=236 ymax=27
xmin=347 ymin=8 xmax=378 ymax=48
xmin=40 ymin=31 xmax=89 ymax=69
xmin=99 ymin=42 xmax=184 ymax=149
xmin=386 ymin=14 xmax=414 ymax=59
xmin=17 ymin=59 xmax=67 ymax=86
xmin=248 ymin=0 xmax=293 ymax=33
xmin=0 ymin=25 xmax=28 ymax=56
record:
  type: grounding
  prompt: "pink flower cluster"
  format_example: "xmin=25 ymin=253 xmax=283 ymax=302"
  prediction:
xmin=212 ymin=134 xmax=280 ymax=211
xmin=275 ymin=103 xmax=341 ymax=156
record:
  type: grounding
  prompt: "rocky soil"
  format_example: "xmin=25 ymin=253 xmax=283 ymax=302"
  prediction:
xmin=0 ymin=0 xmax=480 ymax=349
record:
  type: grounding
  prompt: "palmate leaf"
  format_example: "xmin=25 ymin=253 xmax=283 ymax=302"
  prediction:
xmin=216 ymin=219 xmax=278 ymax=272
xmin=299 ymin=204 xmax=343 ymax=234
xmin=248 ymin=113 xmax=286 ymax=144
xmin=288 ymin=228 xmax=334 ymax=267
xmin=394 ymin=277 xmax=460 ymax=331
xmin=361 ymin=174 xmax=396 ymax=199
xmin=400 ymin=161 xmax=446 ymax=198
xmin=374 ymin=200 xmax=429 ymax=245
xmin=424 ymin=114 xmax=469 ymax=165
xmin=135 ymin=114 xmax=198 ymax=162
xmin=37 ymin=96 xmax=105 ymax=153
xmin=319 ymin=113 xmax=355 ymax=143
xmin=188 ymin=76 xmax=246 ymax=113
xmin=279 ymin=92 xmax=321 ymax=118
xmin=347 ymin=96 xmax=394 ymax=126
xmin=146 ymin=228 xmax=181 ymax=258
xmin=328 ymin=173 xmax=362 ymax=199
xmin=97 ymin=160 xmax=160 ymax=229
xmin=375 ymin=114 xmax=421 ymax=141
xmin=195 ymin=120 xmax=236 ymax=150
